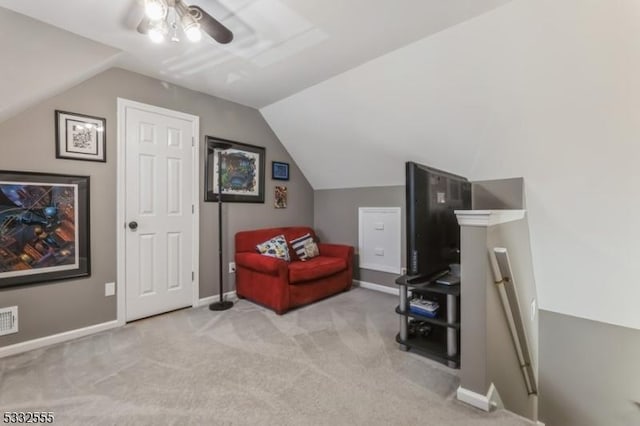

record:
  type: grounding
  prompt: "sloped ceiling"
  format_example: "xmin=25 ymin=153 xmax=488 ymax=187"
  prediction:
xmin=262 ymin=0 xmax=640 ymax=330
xmin=0 ymin=0 xmax=512 ymax=109
xmin=0 ymin=8 xmax=120 ymax=122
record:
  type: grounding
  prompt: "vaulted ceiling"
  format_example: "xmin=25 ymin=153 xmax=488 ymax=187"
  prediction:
xmin=0 ymin=0 xmax=512 ymax=112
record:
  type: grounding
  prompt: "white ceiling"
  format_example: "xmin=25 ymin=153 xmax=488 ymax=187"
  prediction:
xmin=0 ymin=0 xmax=512 ymax=108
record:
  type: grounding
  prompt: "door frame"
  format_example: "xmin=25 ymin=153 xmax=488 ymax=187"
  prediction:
xmin=116 ymin=98 xmax=200 ymax=326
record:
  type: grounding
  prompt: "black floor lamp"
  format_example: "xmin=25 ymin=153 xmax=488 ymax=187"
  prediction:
xmin=209 ymin=141 xmax=234 ymax=311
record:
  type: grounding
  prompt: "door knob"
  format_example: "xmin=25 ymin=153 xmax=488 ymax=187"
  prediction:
xmin=128 ymin=221 xmax=138 ymax=230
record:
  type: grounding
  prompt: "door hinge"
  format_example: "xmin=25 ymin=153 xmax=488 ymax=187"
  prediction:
xmin=192 ymin=137 xmax=195 ymax=147
xmin=192 ymin=271 xmax=195 ymax=281
xmin=192 ymin=204 xmax=195 ymax=214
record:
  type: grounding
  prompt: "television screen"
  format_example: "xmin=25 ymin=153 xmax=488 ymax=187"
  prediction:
xmin=406 ymin=162 xmax=471 ymax=280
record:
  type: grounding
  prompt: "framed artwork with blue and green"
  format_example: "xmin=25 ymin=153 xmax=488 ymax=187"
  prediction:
xmin=205 ymin=136 xmax=265 ymax=203
xmin=0 ymin=170 xmax=90 ymax=289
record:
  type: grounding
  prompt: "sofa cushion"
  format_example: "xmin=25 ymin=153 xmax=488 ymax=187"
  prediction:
xmin=303 ymin=240 xmax=319 ymax=259
xmin=288 ymin=256 xmax=347 ymax=284
xmin=236 ymin=227 xmax=316 ymax=253
xmin=256 ymin=234 xmax=291 ymax=262
xmin=289 ymin=233 xmax=314 ymax=261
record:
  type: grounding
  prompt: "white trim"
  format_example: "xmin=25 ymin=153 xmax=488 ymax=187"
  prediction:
xmin=454 ymin=210 xmax=526 ymax=227
xmin=190 ymin=117 xmax=200 ymax=308
xmin=537 ymin=422 xmax=546 ymax=426
xmin=116 ymin=98 xmax=200 ymax=326
xmin=116 ymin=98 xmax=126 ymax=326
xmin=456 ymin=384 xmax=499 ymax=412
xmin=353 ymin=280 xmax=399 ymax=296
xmin=196 ymin=291 xmax=238 ymax=307
xmin=0 ymin=320 xmax=119 ymax=358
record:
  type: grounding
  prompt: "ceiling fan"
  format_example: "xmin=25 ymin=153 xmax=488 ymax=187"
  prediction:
xmin=137 ymin=0 xmax=233 ymax=45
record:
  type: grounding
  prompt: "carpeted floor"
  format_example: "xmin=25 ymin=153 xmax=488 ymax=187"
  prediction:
xmin=0 ymin=288 xmax=532 ymax=425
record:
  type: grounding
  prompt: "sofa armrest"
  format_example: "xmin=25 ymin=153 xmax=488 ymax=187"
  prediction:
xmin=235 ymin=252 xmax=288 ymax=276
xmin=317 ymin=243 xmax=354 ymax=262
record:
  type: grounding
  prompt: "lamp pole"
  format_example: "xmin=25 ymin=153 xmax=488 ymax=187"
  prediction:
xmin=209 ymin=141 xmax=233 ymax=311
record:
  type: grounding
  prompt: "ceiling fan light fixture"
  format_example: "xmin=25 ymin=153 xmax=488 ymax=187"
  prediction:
xmin=184 ymin=22 xmax=202 ymax=42
xmin=145 ymin=0 xmax=168 ymax=21
xmin=136 ymin=0 xmax=233 ymax=45
xmin=148 ymin=20 xmax=168 ymax=43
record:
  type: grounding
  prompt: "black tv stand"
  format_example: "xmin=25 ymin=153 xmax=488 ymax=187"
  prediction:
xmin=405 ymin=274 xmax=430 ymax=284
xmin=395 ymin=275 xmax=461 ymax=368
xmin=405 ymin=270 xmax=449 ymax=285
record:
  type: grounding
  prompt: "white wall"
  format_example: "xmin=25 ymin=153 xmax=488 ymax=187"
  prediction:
xmin=261 ymin=0 xmax=640 ymax=330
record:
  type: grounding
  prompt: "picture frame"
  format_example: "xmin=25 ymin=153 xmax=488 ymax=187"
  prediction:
xmin=272 ymin=161 xmax=289 ymax=181
xmin=205 ymin=136 xmax=265 ymax=203
xmin=0 ymin=171 xmax=91 ymax=289
xmin=55 ymin=110 xmax=106 ymax=162
xmin=274 ymin=186 xmax=287 ymax=209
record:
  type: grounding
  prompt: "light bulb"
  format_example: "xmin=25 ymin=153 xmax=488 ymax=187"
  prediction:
xmin=145 ymin=0 xmax=166 ymax=21
xmin=149 ymin=27 xmax=165 ymax=43
xmin=184 ymin=24 xmax=202 ymax=42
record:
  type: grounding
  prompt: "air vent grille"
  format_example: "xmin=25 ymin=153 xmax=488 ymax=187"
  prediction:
xmin=0 ymin=306 xmax=18 ymax=336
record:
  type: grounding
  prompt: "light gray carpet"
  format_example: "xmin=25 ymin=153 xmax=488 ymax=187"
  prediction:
xmin=0 ymin=288 xmax=532 ymax=425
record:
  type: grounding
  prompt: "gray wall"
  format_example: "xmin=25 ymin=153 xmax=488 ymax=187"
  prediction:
xmin=539 ymin=310 xmax=640 ymax=426
xmin=459 ymin=225 xmax=491 ymax=394
xmin=314 ymin=186 xmax=404 ymax=287
xmin=0 ymin=67 xmax=313 ymax=347
xmin=473 ymin=178 xmax=525 ymax=210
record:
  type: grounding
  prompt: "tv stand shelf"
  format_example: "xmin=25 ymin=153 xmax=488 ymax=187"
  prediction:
xmin=395 ymin=275 xmax=461 ymax=368
xmin=396 ymin=275 xmax=461 ymax=296
xmin=395 ymin=332 xmax=459 ymax=365
xmin=394 ymin=306 xmax=460 ymax=329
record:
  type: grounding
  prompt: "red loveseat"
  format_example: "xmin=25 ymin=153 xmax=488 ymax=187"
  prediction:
xmin=235 ymin=227 xmax=354 ymax=314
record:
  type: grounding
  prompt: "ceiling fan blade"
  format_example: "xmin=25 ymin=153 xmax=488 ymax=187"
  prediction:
xmin=137 ymin=18 xmax=150 ymax=35
xmin=188 ymin=5 xmax=233 ymax=44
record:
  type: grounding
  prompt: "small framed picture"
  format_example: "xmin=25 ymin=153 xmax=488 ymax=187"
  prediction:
xmin=272 ymin=161 xmax=289 ymax=181
xmin=274 ymin=186 xmax=287 ymax=209
xmin=55 ymin=110 xmax=106 ymax=162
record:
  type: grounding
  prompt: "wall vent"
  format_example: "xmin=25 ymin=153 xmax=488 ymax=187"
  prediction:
xmin=0 ymin=306 xmax=18 ymax=336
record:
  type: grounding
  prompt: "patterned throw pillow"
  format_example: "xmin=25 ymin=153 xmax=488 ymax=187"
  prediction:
xmin=290 ymin=233 xmax=316 ymax=261
xmin=256 ymin=234 xmax=290 ymax=262
xmin=303 ymin=239 xmax=319 ymax=259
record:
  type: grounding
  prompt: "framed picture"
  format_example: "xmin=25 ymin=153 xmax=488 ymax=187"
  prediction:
xmin=272 ymin=161 xmax=289 ymax=181
xmin=55 ymin=110 xmax=106 ymax=162
xmin=205 ymin=136 xmax=265 ymax=203
xmin=274 ymin=186 xmax=287 ymax=209
xmin=0 ymin=171 xmax=90 ymax=289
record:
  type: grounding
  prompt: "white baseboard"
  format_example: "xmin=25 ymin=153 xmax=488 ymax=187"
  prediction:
xmin=456 ymin=384 xmax=498 ymax=412
xmin=353 ymin=280 xmax=399 ymax=296
xmin=196 ymin=291 xmax=237 ymax=307
xmin=0 ymin=320 xmax=119 ymax=359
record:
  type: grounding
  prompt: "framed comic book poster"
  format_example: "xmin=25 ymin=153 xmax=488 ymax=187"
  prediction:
xmin=0 ymin=171 xmax=90 ymax=288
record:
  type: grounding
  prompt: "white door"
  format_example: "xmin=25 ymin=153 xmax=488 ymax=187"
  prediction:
xmin=123 ymin=102 xmax=198 ymax=321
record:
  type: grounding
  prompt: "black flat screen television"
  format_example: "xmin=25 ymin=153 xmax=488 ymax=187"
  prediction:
xmin=405 ymin=161 xmax=471 ymax=281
